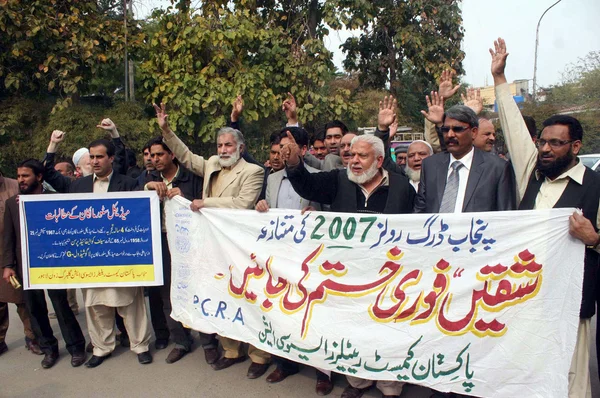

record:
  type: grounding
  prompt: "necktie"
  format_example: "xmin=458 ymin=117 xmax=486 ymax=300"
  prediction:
xmin=439 ymin=161 xmax=464 ymax=213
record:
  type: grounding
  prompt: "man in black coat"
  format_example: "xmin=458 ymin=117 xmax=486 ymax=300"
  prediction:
xmin=142 ymin=136 xmax=203 ymax=364
xmin=413 ymin=105 xmax=516 ymax=213
xmin=282 ymin=132 xmax=414 ymax=215
xmin=281 ymin=133 xmax=412 ymax=397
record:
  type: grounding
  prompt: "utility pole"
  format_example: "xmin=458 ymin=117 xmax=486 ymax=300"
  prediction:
xmin=128 ymin=0 xmax=135 ymax=101
xmin=533 ymin=0 xmax=563 ymax=101
xmin=124 ymin=0 xmax=129 ymax=101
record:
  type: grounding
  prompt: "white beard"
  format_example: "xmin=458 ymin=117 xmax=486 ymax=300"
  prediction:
xmin=218 ymin=150 xmax=240 ymax=168
xmin=406 ymin=166 xmax=421 ymax=183
xmin=347 ymin=161 xmax=380 ymax=185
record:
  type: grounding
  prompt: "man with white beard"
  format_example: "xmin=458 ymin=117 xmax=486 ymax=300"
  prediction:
xmin=281 ymin=132 xmax=413 ymax=397
xmin=153 ymin=104 xmax=271 ymax=379
xmin=405 ymin=140 xmax=433 ymax=192
xmin=282 ymin=133 xmax=414 ymax=215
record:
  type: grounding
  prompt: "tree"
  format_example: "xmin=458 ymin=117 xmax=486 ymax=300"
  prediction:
xmin=139 ymin=1 xmax=358 ymax=142
xmin=0 ymin=0 xmax=144 ymax=111
xmin=328 ymin=0 xmax=464 ymax=121
xmin=523 ymin=51 xmax=600 ymax=153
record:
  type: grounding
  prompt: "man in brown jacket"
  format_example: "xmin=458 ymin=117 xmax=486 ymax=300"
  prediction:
xmin=2 ymin=160 xmax=86 ymax=368
xmin=0 ymin=173 xmax=41 ymax=356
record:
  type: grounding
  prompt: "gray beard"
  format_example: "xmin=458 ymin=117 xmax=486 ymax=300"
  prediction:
xmin=218 ymin=150 xmax=240 ymax=168
xmin=406 ymin=166 xmax=420 ymax=182
xmin=347 ymin=161 xmax=380 ymax=185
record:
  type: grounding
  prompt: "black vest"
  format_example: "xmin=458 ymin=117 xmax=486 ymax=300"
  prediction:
xmin=519 ymin=167 xmax=600 ymax=318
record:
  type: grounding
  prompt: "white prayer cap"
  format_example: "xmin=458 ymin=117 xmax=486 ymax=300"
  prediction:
xmin=72 ymin=148 xmax=89 ymax=166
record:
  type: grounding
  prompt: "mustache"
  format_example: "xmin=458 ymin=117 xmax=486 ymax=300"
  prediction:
xmin=446 ymin=138 xmax=459 ymax=145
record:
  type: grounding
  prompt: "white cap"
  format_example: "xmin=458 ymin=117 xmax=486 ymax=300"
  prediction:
xmin=72 ymin=148 xmax=89 ymax=166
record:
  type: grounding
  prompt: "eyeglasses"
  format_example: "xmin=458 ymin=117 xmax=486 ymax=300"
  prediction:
xmin=535 ymin=139 xmax=573 ymax=148
xmin=440 ymin=126 xmax=471 ymax=134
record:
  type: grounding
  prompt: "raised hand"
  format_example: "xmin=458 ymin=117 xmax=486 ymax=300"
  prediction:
xmin=47 ymin=130 xmax=66 ymax=153
xmin=255 ymin=199 xmax=269 ymax=213
xmin=50 ymin=130 xmax=66 ymax=144
xmin=490 ymin=37 xmax=509 ymax=80
xmin=388 ymin=120 xmax=398 ymax=140
xmin=378 ymin=95 xmax=397 ymax=131
xmin=96 ymin=118 xmax=119 ymax=138
xmin=280 ymin=130 xmax=301 ymax=166
xmin=231 ymin=95 xmax=244 ymax=122
xmin=153 ymin=102 xmax=170 ymax=133
xmin=461 ymin=88 xmax=483 ymax=115
xmin=282 ymin=92 xmax=298 ymax=124
xmin=420 ymin=91 xmax=445 ymax=125
xmin=438 ymin=69 xmax=460 ymax=99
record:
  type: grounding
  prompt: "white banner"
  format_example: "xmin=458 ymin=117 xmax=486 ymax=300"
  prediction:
xmin=165 ymin=197 xmax=584 ymax=398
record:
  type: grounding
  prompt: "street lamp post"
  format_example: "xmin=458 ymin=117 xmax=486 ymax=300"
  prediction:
xmin=533 ymin=0 xmax=563 ymax=101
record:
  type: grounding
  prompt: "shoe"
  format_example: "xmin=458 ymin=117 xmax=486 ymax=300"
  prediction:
xmin=41 ymin=352 xmax=59 ymax=369
xmin=85 ymin=353 xmax=111 ymax=368
xmin=341 ymin=386 xmax=370 ymax=398
xmin=0 ymin=342 xmax=7 ymax=356
xmin=316 ymin=378 xmax=334 ymax=396
xmin=86 ymin=341 xmax=93 ymax=353
xmin=138 ymin=351 xmax=153 ymax=365
xmin=118 ymin=333 xmax=130 ymax=348
xmin=430 ymin=393 xmax=457 ymax=398
xmin=25 ymin=338 xmax=43 ymax=355
xmin=155 ymin=339 xmax=168 ymax=350
xmin=48 ymin=312 xmax=57 ymax=319
xmin=203 ymin=347 xmax=219 ymax=364
xmin=247 ymin=362 xmax=270 ymax=379
xmin=266 ymin=367 xmax=299 ymax=383
xmin=211 ymin=355 xmax=247 ymax=371
xmin=166 ymin=348 xmax=188 ymax=364
xmin=71 ymin=351 xmax=86 ymax=367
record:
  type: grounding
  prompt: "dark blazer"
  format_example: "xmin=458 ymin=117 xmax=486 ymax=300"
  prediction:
xmin=69 ymin=171 xmax=139 ymax=194
xmin=414 ymin=148 xmax=516 ymax=213
xmin=286 ymin=162 xmax=415 ymax=214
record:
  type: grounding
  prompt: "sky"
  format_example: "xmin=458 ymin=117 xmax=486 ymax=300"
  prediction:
xmin=135 ymin=0 xmax=600 ymax=89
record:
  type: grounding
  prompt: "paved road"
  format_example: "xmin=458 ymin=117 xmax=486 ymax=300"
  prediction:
xmin=1 ymin=293 xmax=598 ymax=398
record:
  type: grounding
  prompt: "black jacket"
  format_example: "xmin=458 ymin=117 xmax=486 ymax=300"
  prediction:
xmin=286 ymin=161 xmax=415 ymax=214
xmin=143 ymin=164 xmax=203 ymax=201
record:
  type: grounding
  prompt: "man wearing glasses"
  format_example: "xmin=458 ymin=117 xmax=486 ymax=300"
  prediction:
xmin=493 ymin=37 xmax=600 ymax=398
xmin=413 ymin=103 xmax=516 ymax=214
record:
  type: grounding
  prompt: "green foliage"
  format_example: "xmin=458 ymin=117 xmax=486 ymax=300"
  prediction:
xmin=139 ymin=3 xmax=359 ymax=142
xmin=0 ymin=97 xmax=154 ymax=177
xmin=332 ymin=0 xmax=464 ymax=124
xmin=0 ymin=0 xmax=144 ymax=111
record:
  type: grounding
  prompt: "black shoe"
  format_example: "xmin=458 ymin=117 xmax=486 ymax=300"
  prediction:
xmin=71 ymin=351 xmax=87 ymax=367
xmin=211 ymin=355 xmax=247 ymax=370
xmin=0 ymin=341 xmax=7 ymax=356
xmin=118 ymin=333 xmax=130 ymax=348
xmin=138 ymin=351 xmax=153 ymax=364
xmin=154 ymin=339 xmax=168 ymax=350
xmin=166 ymin=348 xmax=188 ymax=364
xmin=41 ymin=352 xmax=59 ymax=369
xmin=247 ymin=362 xmax=270 ymax=379
xmin=85 ymin=353 xmax=111 ymax=368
